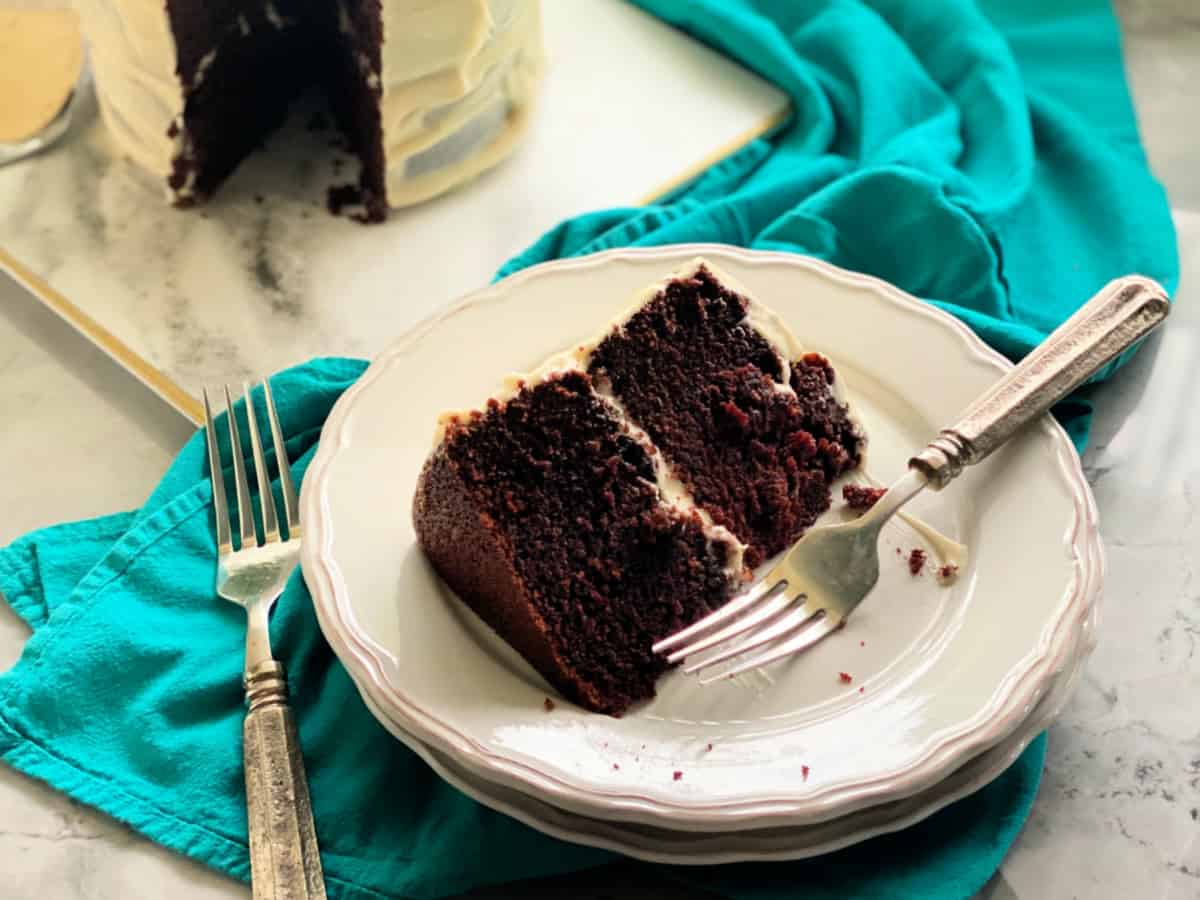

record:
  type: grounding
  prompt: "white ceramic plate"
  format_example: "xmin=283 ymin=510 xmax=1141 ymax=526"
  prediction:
xmin=357 ymin=583 xmax=1096 ymax=863
xmin=301 ymin=245 xmax=1101 ymax=831
xmin=322 ymin=440 xmax=1100 ymax=862
xmin=343 ymin=492 xmax=1099 ymax=862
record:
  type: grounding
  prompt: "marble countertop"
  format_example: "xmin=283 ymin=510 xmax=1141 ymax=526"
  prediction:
xmin=0 ymin=0 xmax=786 ymax=416
xmin=1 ymin=3 xmax=1199 ymax=899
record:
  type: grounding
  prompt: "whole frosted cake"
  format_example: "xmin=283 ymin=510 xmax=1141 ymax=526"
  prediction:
xmin=413 ymin=260 xmax=864 ymax=713
xmin=74 ymin=0 xmax=542 ymax=220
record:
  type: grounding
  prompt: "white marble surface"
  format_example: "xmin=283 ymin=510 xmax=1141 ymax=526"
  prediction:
xmin=0 ymin=0 xmax=785 ymax=415
xmin=1 ymin=4 xmax=1199 ymax=900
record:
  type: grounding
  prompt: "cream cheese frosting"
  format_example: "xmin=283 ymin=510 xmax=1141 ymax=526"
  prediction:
xmin=72 ymin=0 xmax=542 ymax=208
xmin=381 ymin=0 xmax=542 ymax=207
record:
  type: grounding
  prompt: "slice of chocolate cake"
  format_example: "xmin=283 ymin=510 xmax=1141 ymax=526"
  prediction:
xmin=413 ymin=259 xmax=863 ymax=714
xmin=588 ymin=265 xmax=862 ymax=568
xmin=414 ymin=371 xmax=739 ymax=715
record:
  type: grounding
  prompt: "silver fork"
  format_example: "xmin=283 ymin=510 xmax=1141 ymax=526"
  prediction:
xmin=654 ymin=275 xmax=1170 ymax=683
xmin=203 ymin=381 xmax=327 ymax=900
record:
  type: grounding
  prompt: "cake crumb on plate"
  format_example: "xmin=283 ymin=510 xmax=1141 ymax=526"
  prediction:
xmin=842 ymin=484 xmax=886 ymax=511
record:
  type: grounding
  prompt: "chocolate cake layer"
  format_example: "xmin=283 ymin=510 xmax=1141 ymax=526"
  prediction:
xmin=415 ymin=260 xmax=864 ymax=714
xmin=588 ymin=265 xmax=862 ymax=568
xmin=167 ymin=3 xmax=319 ymax=204
xmin=164 ymin=0 xmax=385 ymax=213
xmin=319 ymin=0 xmax=387 ymax=221
xmin=413 ymin=371 xmax=737 ymax=715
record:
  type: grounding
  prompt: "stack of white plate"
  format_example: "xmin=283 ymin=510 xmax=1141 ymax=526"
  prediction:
xmin=300 ymin=246 xmax=1101 ymax=864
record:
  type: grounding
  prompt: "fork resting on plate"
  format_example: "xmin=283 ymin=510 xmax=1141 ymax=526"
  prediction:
xmin=655 ymin=275 xmax=1170 ymax=681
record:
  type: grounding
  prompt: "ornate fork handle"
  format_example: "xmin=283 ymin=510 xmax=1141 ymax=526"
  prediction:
xmin=910 ymin=276 xmax=1170 ymax=488
xmin=243 ymin=662 xmax=327 ymax=900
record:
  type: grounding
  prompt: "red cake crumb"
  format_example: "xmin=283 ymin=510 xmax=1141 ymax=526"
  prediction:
xmin=858 ymin=686 xmax=865 ymax=694
xmin=612 ymin=763 xmax=620 ymax=770
xmin=543 ymin=697 xmax=555 ymax=712
xmin=908 ymin=548 xmax=927 ymax=575
xmin=859 ymin=640 xmax=865 ymax=647
xmin=705 ymin=743 xmax=713 ymax=752
xmin=802 ymin=765 xmax=810 ymax=780
xmin=839 ymin=671 xmax=853 ymax=684
xmin=937 ymin=564 xmax=959 ymax=583
xmin=842 ymin=485 xmax=887 ymax=511
xmin=673 ymin=771 xmax=683 ymax=781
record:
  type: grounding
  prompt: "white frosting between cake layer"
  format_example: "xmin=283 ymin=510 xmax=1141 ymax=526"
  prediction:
xmin=72 ymin=0 xmax=542 ymax=207
xmin=591 ymin=382 xmax=748 ymax=578
xmin=433 ymin=257 xmax=862 ymax=583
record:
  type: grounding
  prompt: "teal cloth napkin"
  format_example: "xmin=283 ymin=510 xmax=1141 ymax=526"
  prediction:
xmin=0 ymin=1 xmax=1177 ymax=899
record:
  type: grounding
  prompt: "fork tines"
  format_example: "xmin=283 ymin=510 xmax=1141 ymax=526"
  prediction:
xmin=202 ymin=380 xmax=301 ymax=553
xmin=652 ymin=573 xmax=838 ymax=684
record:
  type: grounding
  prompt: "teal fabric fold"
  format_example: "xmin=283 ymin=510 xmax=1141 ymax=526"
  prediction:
xmin=0 ymin=360 xmax=1045 ymax=900
xmin=0 ymin=1 xmax=1177 ymax=899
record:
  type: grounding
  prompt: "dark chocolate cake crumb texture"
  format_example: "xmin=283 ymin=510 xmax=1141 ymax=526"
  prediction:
xmin=589 ymin=266 xmax=862 ymax=567
xmin=842 ymin=484 xmax=886 ymax=511
xmin=937 ymin=563 xmax=959 ymax=583
xmin=163 ymin=0 xmax=387 ymax=221
xmin=414 ymin=372 xmax=734 ymax=715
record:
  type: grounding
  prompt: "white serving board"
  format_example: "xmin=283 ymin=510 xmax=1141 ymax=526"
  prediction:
xmin=0 ymin=0 xmax=787 ymax=421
